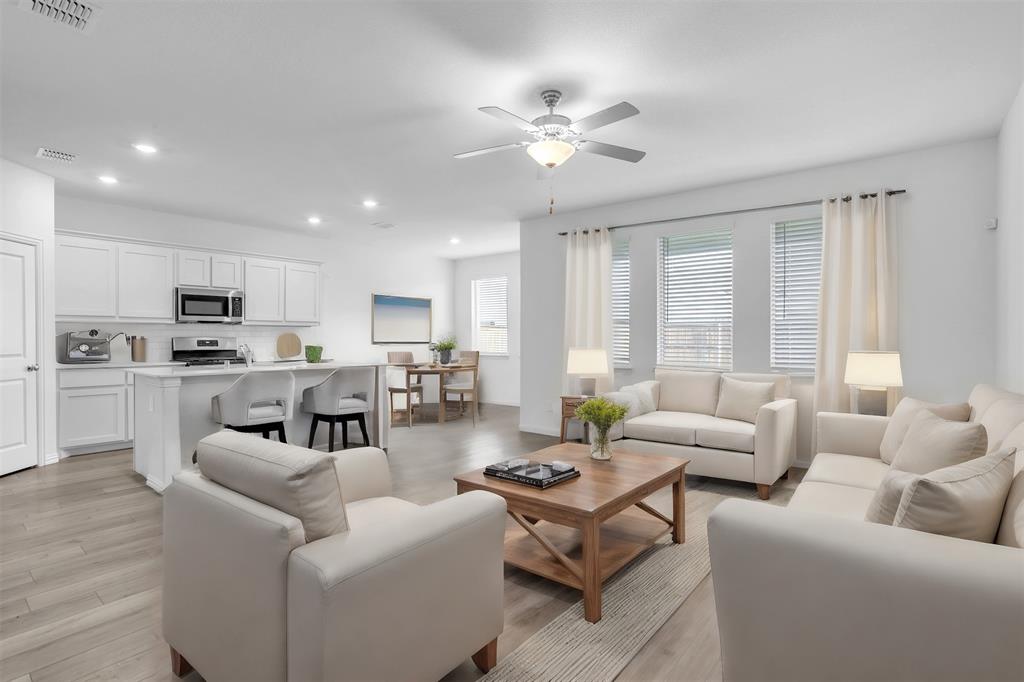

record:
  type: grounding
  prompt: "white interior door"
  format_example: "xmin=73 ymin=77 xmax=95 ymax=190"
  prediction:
xmin=0 ymin=237 xmax=40 ymax=475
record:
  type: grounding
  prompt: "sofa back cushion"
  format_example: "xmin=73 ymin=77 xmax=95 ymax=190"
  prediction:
xmin=196 ymin=430 xmax=348 ymax=542
xmin=879 ymin=398 xmax=971 ymax=464
xmin=978 ymin=399 xmax=1024 ymax=453
xmin=890 ymin=410 xmax=987 ymax=475
xmin=968 ymin=384 xmax=1023 ymax=421
xmin=723 ymin=372 xmax=791 ymax=400
xmin=715 ymin=376 xmax=775 ymax=424
xmin=996 ymin=422 xmax=1024 ymax=548
xmin=655 ymin=369 xmax=721 ymax=415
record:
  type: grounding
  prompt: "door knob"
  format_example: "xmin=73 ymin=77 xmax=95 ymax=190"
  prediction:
xmin=26 ymin=364 xmax=39 ymax=372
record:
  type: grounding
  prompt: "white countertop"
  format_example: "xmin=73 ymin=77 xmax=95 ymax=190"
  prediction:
xmin=57 ymin=361 xmax=185 ymax=370
xmin=128 ymin=361 xmax=384 ymax=379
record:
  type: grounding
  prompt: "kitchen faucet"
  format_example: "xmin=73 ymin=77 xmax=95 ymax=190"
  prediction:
xmin=237 ymin=344 xmax=254 ymax=367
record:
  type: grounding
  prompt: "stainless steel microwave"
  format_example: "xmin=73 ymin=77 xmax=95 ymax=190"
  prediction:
xmin=175 ymin=287 xmax=244 ymax=324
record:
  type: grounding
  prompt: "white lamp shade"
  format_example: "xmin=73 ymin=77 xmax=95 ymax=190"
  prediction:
xmin=566 ymin=348 xmax=608 ymax=376
xmin=527 ymin=140 xmax=576 ymax=168
xmin=844 ymin=351 xmax=903 ymax=389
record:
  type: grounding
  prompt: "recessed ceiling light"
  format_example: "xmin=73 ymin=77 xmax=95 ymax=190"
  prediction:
xmin=98 ymin=175 xmax=118 ymax=185
xmin=362 ymin=199 xmax=378 ymax=208
xmin=449 ymin=237 xmax=460 ymax=244
xmin=307 ymin=216 xmax=322 ymax=225
xmin=132 ymin=143 xmax=158 ymax=154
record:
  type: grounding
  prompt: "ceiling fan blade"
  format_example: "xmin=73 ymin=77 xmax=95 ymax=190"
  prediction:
xmin=478 ymin=106 xmax=540 ymax=133
xmin=453 ymin=142 xmax=529 ymax=159
xmin=571 ymin=102 xmax=639 ymax=133
xmin=577 ymin=140 xmax=646 ymax=163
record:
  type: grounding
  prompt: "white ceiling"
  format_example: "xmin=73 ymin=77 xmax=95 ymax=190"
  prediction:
xmin=2 ymin=1 xmax=1021 ymax=258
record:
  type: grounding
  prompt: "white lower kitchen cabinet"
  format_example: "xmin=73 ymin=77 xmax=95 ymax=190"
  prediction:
xmin=58 ymin=386 xmax=127 ymax=448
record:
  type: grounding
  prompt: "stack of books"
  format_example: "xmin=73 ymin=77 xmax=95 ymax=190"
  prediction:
xmin=484 ymin=458 xmax=580 ymax=489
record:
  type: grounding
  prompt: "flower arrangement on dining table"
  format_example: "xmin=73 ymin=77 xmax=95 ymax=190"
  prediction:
xmin=575 ymin=397 xmax=628 ymax=460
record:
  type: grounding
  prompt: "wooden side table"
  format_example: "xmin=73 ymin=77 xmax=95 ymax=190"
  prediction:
xmin=560 ymin=395 xmax=589 ymax=443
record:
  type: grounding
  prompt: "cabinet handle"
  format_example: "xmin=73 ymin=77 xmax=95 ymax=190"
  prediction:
xmin=26 ymin=364 xmax=39 ymax=372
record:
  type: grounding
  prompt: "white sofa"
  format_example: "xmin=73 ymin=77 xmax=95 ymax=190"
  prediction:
xmin=163 ymin=431 xmax=506 ymax=682
xmin=708 ymin=384 xmax=1024 ymax=681
xmin=609 ymin=369 xmax=797 ymax=498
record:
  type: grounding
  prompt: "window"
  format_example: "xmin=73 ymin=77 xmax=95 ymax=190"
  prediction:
xmin=657 ymin=227 xmax=733 ymax=370
xmin=770 ymin=218 xmax=823 ymax=373
xmin=611 ymin=240 xmax=630 ymax=365
xmin=472 ymin=276 xmax=509 ymax=355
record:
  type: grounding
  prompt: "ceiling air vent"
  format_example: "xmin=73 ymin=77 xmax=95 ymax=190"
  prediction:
xmin=372 ymin=222 xmax=395 ymax=230
xmin=18 ymin=0 xmax=102 ymax=34
xmin=36 ymin=147 xmax=77 ymax=164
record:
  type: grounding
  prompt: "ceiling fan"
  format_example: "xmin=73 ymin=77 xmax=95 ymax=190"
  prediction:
xmin=454 ymin=89 xmax=645 ymax=170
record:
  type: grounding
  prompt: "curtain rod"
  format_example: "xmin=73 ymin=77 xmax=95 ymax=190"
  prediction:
xmin=556 ymin=189 xmax=907 ymax=236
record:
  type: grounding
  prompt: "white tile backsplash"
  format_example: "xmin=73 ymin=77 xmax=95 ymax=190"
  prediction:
xmin=56 ymin=323 xmax=315 ymax=363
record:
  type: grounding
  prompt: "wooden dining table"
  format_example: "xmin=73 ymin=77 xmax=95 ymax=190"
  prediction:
xmin=390 ymin=362 xmax=478 ymax=427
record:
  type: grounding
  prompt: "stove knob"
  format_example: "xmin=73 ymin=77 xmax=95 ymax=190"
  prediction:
xmin=78 ymin=343 xmax=90 ymax=352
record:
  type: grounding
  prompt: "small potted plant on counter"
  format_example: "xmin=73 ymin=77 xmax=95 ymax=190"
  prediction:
xmin=435 ymin=335 xmax=457 ymax=365
xmin=575 ymin=397 xmax=628 ymax=461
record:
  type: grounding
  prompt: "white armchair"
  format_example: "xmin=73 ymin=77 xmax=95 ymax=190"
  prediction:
xmin=163 ymin=431 xmax=506 ymax=681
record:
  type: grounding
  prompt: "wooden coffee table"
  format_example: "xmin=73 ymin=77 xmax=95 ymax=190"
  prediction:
xmin=454 ymin=443 xmax=688 ymax=623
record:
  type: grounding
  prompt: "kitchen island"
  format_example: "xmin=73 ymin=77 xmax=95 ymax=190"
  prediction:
xmin=130 ymin=362 xmax=388 ymax=493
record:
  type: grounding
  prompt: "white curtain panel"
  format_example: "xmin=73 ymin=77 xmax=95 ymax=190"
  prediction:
xmin=563 ymin=228 xmax=614 ymax=394
xmin=813 ymin=192 xmax=898 ymax=415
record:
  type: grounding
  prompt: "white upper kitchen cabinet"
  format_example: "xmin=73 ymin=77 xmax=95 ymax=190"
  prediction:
xmin=285 ymin=262 xmax=320 ymax=324
xmin=244 ymin=258 xmax=286 ymax=322
xmin=211 ymin=253 xmax=242 ymax=289
xmin=117 ymin=243 xmax=175 ymax=320
xmin=55 ymin=235 xmax=117 ymax=317
xmin=176 ymin=249 xmax=212 ymax=287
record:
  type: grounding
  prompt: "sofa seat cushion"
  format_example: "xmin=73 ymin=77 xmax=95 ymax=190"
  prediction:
xmin=804 ymin=453 xmax=891 ymax=490
xmin=623 ymin=411 xmax=754 ymax=453
xmin=787 ymin=481 xmax=876 ymax=520
xmin=344 ymin=496 xmax=420 ymax=529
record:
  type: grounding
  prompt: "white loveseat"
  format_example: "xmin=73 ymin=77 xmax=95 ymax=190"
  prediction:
xmin=607 ymin=369 xmax=797 ymax=498
xmin=708 ymin=384 xmax=1024 ymax=681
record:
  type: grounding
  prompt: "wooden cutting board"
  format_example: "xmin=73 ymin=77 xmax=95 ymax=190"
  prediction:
xmin=276 ymin=332 xmax=302 ymax=359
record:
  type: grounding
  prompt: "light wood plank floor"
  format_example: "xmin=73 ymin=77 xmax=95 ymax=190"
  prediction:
xmin=0 ymin=404 xmax=799 ymax=681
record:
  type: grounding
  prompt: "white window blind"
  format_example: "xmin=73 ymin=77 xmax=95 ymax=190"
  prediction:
xmin=611 ymin=240 xmax=630 ymax=365
xmin=770 ymin=218 xmax=823 ymax=373
xmin=472 ymin=276 xmax=509 ymax=355
xmin=657 ymin=228 xmax=733 ymax=370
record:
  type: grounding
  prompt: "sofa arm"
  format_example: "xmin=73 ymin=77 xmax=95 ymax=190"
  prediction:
xmin=816 ymin=411 xmax=888 ymax=458
xmin=708 ymin=500 xmax=1024 ymax=682
xmin=287 ymin=491 xmax=507 ymax=681
xmin=753 ymin=398 xmax=797 ymax=485
xmin=331 ymin=447 xmax=391 ymax=502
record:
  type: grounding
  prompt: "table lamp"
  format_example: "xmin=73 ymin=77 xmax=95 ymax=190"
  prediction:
xmin=844 ymin=351 xmax=903 ymax=415
xmin=567 ymin=348 xmax=608 ymax=396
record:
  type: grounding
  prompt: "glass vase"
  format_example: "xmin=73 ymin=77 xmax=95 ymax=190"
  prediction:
xmin=590 ymin=429 xmax=613 ymax=460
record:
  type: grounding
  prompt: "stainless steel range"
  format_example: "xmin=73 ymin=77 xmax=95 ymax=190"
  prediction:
xmin=171 ymin=337 xmax=246 ymax=367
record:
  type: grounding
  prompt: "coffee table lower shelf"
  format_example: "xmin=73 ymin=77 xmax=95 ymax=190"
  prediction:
xmin=503 ymin=510 xmax=670 ymax=590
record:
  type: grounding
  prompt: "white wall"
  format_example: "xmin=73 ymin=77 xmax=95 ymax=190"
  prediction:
xmin=55 ymin=195 xmax=456 ymax=401
xmin=996 ymin=80 xmax=1024 ymax=392
xmin=521 ymin=138 xmax=999 ymax=462
xmin=1 ymin=160 xmax=58 ymax=462
xmin=453 ymin=251 xmax=520 ymax=405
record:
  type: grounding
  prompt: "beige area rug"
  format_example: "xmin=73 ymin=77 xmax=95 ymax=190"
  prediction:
xmin=483 ymin=488 xmax=729 ymax=682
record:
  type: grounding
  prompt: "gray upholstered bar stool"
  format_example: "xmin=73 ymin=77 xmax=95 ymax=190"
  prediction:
xmin=211 ymin=372 xmax=295 ymax=442
xmin=301 ymin=370 xmax=371 ymax=451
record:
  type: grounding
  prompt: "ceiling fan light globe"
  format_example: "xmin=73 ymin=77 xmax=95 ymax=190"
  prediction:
xmin=527 ymin=140 xmax=575 ymax=168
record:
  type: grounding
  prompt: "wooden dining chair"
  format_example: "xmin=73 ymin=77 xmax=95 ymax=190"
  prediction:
xmin=443 ymin=351 xmax=480 ymax=426
xmin=386 ymin=351 xmax=423 ymax=424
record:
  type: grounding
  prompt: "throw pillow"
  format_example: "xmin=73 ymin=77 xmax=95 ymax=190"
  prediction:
xmin=714 ymin=376 xmax=775 ymax=424
xmin=196 ymin=429 xmax=348 ymax=542
xmin=622 ymin=380 xmax=659 ymax=414
xmin=894 ymin=447 xmax=1017 ymax=542
xmin=889 ymin=410 xmax=987 ymax=475
xmin=879 ymin=397 xmax=971 ymax=464
xmin=864 ymin=469 xmax=919 ymax=525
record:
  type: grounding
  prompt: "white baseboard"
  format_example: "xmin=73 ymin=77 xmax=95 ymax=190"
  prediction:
xmin=481 ymin=400 xmax=520 ymax=407
xmin=43 ymin=450 xmax=60 ymax=466
xmin=794 ymin=458 xmax=811 ymax=469
xmin=519 ymin=422 xmax=560 ymax=437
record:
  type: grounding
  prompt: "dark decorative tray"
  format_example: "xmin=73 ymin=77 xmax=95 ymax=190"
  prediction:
xmin=484 ymin=458 xmax=580 ymax=489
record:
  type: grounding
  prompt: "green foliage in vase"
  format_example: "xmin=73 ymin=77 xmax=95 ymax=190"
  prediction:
xmin=574 ymin=397 xmax=628 ymax=432
xmin=434 ymin=335 xmax=457 ymax=352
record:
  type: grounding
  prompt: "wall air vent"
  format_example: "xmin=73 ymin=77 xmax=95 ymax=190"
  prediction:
xmin=18 ymin=0 xmax=102 ymax=34
xmin=36 ymin=147 xmax=77 ymax=164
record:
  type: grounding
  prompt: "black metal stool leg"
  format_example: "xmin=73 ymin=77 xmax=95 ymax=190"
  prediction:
xmin=308 ymin=415 xmax=319 ymax=449
xmin=342 ymin=420 xmax=349 ymax=449
xmin=328 ymin=418 xmax=336 ymax=453
xmin=276 ymin=423 xmax=287 ymax=443
xmin=357 ymin=414 xmax=369 ymax=445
